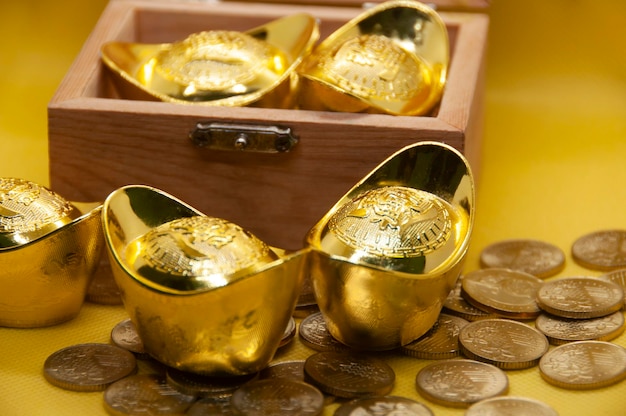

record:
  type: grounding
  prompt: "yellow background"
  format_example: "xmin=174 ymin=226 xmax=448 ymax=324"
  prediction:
xmin=1 ymin=0 xmax=626 ymax=415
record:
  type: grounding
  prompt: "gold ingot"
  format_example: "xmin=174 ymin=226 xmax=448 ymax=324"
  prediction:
xmin=101 ymin=13 xmax=319 ymax=108
xmin=102 ymin=185 xmax=308 ymax=376
xmin=298 ymin=0 xmax=449 ymax=115
xmin=0 ymin=178 xmax=103 ymax=328
xmin=305 ymin=142 xmax=475 ymax=350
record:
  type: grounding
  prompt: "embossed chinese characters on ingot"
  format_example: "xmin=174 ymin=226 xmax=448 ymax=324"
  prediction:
xmin=101 ymin=13 xmax=318 ymax=108
xmin=298 ymin=0 xmax=449 ymax=115
xmin=0 ymin=178 xmax=103 ymax=328
xmin=306 ymin=142 xmax=474 ymax=350
xmin=102 ymin=185 xmax=308 ymax=376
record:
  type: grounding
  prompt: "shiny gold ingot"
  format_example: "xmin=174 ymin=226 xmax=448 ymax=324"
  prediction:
xmin=306 ymin=142 xmax=474 ymax=350
xmin=101 ymin=13 xmax=319 ymax=108
xmin=102 ymin=185 xmax=308 ymax=376
xmin=0 ymin=178 xmax=103 ymax=327
xmin=298 ymin=0 xmax=449 ymax=115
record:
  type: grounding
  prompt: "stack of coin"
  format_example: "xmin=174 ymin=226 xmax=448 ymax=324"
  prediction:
xmin=536 ymin=276 xmax=624 ymax=319
xmin=442 ymin=277 xmax=497 ymax=321
xmin=460 ymin=268 xmax=544 ymax=320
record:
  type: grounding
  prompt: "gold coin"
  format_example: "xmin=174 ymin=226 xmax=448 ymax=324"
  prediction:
xmin=303 ymin=351 xmax=395 ymax=399
xmin=458 ymin=319 xmax=549 ymax=370
xmin=110 ymin=319 xmax=148 ymax=358
xmin=535 ymin=311 xmax=625 ymax=345
xmin=461 ymin=268 xmax=544 ymax=319
xmin=85 ymin=260 xmax=122 ymax=305
xmin=415 ymin=359 xmax=508 ymax=408
xmin=260 ymin=360 xmax=306 ymax=382
xmin=401 ymin=313 xmax=469 ymax=359
xmin=104 ymin=374 xmax=197 ymax=415
xmin=536 ymin=276 xmax=624 ymax=319
xmin=465 ymin=396 xmax=558 ymax=416
xmin=43 ymin=343 xmax=137 ymax=392
xmin=165 ymin=366 xmax=258 ymax=398
xmin=479 ymin=239 xmax=565 ymax=278
xmin=334 ymin=396 xmax=434 ymax=416
xmin=230 ymin=379 xmax=325 ymax=416
xmin=298 ymin=311 xmax=349 ymax=352
xmin=278 ymin=316 xmax=297 ymax=348
xmin=185 ymin=396 xmax=234 ymax=416
xmin=442 ymin=277 xmax=497 ymax=321
xmin=539 ymin=341 xmax=626 ymax=390
xmin=599 ymin=268 xmax=626 ymax=307
xmin=571 ymin=230 xmax=626 ymax=271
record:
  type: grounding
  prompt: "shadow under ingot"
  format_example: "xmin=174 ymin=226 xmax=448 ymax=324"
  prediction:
xmin=297 ymin=0 xmax=449 ymax=116
xmin=305 ymin=142 xmax=475 ymax=350
xmin=101 ymin=13 xmax=319 ymax=108
xmin=0 ymin=178 xmax=103 ymax=328
xmin=102 ymin=185 xmax=309 ymax=376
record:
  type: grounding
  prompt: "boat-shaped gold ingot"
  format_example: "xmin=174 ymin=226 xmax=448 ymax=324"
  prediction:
xmin=297 ymin=0 xmax=449 ymax=115
xmin=101 ymin=13 xmax=319 ymax=108
xmin=0 ymin=178 xmax=103 ymax=328
xmin=305 ymin=142 xmax=474 ymax=350
xmin=102 ymin=185 xmax=308 ymax=376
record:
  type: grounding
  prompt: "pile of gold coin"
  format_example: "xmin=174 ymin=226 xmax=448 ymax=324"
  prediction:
xmin=41 ymin=223 xmax=626 ymax=414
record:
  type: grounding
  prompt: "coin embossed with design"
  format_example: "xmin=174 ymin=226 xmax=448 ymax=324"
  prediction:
xmin=572 ymin=230 xmax=626 ymax=271
xmin=299 ymin=311 xmax=349 ymax=352
xmin=334 ymin=395 xmax=434 ymax=416
xmin=230 ymin=379 xmax=325 ymax=416
xmin=465 ymin=396 xmax=559 ymax=416
xmin=599 ymin=268 xmax=626 ymax=306
xmin=539 ymin=341 xmax=626 ymax=390
xmin=104 ymin=374 xmax=197 ymax=414
xmin=110 ymin=319 xmax=147 ymax=358
xmin=461 ymin=268 xmax=544 ymax=319
xmin=43 ymin=343 xmax=137 ymax=392
xmin=535 ymin=311 xmax=625 ymax=345
xmin=416 ymin=359 xmax=508 ymax=408
xmin=401 ymin=313 xmax=469 ymax=359
xmin=303 ymin=351 xmax=395 ymax=398
xmin=479 ymin=239 xmax=565 ymax=278
xmin=327 ymin=186 xmax=452 ymax=258
xmin=185 ymin=396 xmax=234 ymax=416
xmin=536 ymin=277 xmax=624 ymax=319
xmin=458 ymin=319 xmax=549 ymax=370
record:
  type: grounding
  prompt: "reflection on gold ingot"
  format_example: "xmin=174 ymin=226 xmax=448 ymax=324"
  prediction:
xmin=0 ymin=178 xmax=103 ymax=328
xmin=102 ymin=185 xmax=308 ymax=376
xmin=298 ymin=0 xmax=449 ymax=115
xmin=306 ymin=142 xmax=474 ymax=350
xmin=101 ymin=13 xmax=319 ymax=108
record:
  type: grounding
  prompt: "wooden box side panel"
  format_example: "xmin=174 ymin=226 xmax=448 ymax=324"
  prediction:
xmin=49 ymin=102 xmax=462 ymax=250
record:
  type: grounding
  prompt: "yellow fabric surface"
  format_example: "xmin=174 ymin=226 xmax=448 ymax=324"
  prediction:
xmin=1 ymin=0 xmax=626 ymax=415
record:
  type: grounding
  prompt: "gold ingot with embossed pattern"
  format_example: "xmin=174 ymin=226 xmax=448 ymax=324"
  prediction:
xmin=101 ymin=13 xmax=318 ymax=108
xmin=102 ymin=185 xmax=308 ymax=376
xmin=0 ymin=178 xmax=103 ymax=328
xmin=306 ymin=142 xmax=474 ymax=350
xmin=297 ymin=0 xmax=449 ymax=115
